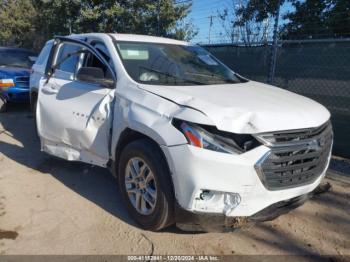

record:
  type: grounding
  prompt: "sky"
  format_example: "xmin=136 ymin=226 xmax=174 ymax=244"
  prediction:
xmin=183 ymin=0 xmax=295 ymax=44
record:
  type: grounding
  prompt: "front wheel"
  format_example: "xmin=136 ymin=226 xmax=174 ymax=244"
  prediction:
xmin=117 ymin=139 xmax=175 ymax=231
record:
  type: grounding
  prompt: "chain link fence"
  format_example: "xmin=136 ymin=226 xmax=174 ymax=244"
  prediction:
xmin=204 ymin=39 xmax=350 ymax=158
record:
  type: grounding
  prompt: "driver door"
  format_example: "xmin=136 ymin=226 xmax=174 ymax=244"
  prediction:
xmin=37 ymin=38 xmax=116 ymax=166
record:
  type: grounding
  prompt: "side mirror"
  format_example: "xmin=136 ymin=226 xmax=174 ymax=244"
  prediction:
xmin=76 ymin=67 xmax=115 ymax=88
xmin=76 ymin=67 xmax=104 ymax=82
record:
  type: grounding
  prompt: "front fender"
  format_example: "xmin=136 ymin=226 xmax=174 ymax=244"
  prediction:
xmin=110 ymin=87 xmax=188 ymax=160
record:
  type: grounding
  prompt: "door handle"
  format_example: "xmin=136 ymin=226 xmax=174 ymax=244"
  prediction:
xmin=50 ymin=85 xmax=59 ymax=91
xmin=42 ymin=85 xmax=58 ymax=94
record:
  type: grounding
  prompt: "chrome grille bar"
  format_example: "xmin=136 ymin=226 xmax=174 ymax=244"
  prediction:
xmin=14 ymin=76 xmax=30 ymax=88
xmin=255 ymin=121 xmax=332 ymax=147
xmin=254 ymin=121 xmax=333 ymax=190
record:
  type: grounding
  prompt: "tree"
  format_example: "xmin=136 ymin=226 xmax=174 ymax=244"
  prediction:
xmin=218 ymin=0 xmax=271 ymax=45
xmin=281 ymin=0 xmax=350 ymax=39
xmin=235 ymin=0 xmax=350 ymax=40
xmin=172 ymin=19 xmax=198 ymax=41
xmin=235 ymin=0 xmax=285 ymax=23
xmin=281 ymin=0 xmax=331 ymax=39
xmin=0 ymin=0 xmax=195 ymax=49
xmin=76 ymin=0 xmax=194 ymax=38
xmin=321 ymin=0 xmax=350 ymax=38
xmin=0 ymin=0 xmax=38 ymax=48
xmin=32 ymin=0 xmax=81 ymax=47
xmin=34 ymin=0 xmax=194 ymax=39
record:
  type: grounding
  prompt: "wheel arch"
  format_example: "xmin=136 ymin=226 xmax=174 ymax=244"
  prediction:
xmin=112 ymin=128 xmax=173 ymax=188
xmin=115 ymin=128 xmax=177 ymax=230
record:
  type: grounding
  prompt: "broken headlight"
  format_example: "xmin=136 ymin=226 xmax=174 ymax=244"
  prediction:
xmin=173 ymin=119 xmax=260 ymax=154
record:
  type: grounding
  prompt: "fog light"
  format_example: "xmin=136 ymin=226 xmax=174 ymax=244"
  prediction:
xmin=194 ymin=190 xmax=241 ymax=215
xmin=200 ymin=190 xmax=214 ymax=201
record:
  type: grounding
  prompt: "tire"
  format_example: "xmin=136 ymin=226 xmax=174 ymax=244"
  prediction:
xmin=30 ymin=93 xmax=37 ymax=115
xmin=0 ymin=95 xmax=7 ymax=113
xmin=117 ymin=139 xmax=175 ymax=231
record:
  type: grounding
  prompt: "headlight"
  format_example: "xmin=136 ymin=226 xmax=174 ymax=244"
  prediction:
xmin=0 ymin=79 xmax=15 ymax=88
xmin=173 ymin=119 xmax=260 ymax=154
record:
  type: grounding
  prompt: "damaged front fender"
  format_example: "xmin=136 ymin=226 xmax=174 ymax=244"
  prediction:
xmin=110 ymin=84 xmax=204 ymax=161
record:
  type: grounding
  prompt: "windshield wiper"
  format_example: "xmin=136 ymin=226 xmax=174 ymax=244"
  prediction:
xmin=185 ymin=72 xmax=238 ymax=84
xmin=140 ymin=66 xmax=206 ymax=85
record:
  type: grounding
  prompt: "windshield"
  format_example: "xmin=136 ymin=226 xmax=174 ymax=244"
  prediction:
xmin=115 ymin=41 xmax=243 ymax=86
xmin=0 ymin=49 xmax=36 ymax=68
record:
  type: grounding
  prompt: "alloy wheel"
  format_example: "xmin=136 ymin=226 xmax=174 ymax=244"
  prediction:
xmin=124 ymin=157 xmax=157 ymax=215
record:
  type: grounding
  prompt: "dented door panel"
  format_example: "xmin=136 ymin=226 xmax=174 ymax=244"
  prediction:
xmin=37 ymin=37 xmax=116 ymax=166
xmin=38 ymin=77 xmax=115 ymax=166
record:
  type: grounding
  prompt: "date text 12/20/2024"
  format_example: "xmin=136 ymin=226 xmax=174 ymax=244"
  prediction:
xmin=128 ymin=255 xmax=220 ymax=261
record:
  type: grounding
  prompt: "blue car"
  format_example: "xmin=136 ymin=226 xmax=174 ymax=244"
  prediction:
xmin=0 ymin=47 xmax=37 ymax=112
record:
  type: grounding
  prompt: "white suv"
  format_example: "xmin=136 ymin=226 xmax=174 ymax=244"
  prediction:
xmin=30 ymin=33 xmax=333 ymax=231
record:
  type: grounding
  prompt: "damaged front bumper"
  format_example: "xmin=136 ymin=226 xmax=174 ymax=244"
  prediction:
xmin=162 ymin=144 xmax=327 ymax=216
xmin=175 ymin=191 xmax=315 ymax=232
xmin=161 ymin=142 xmax=329 ymax=232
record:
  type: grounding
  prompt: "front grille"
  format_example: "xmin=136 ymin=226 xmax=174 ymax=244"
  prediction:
xmin=254 ymin=121 xmax=333 ymax=190
xmin=255 ymin=121 xmax=330 ymax=146
xmin=14 ymin=76 xmax=29 ymax=88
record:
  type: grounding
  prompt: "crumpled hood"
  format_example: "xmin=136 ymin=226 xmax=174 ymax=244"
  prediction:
xmin=138 ymin=81 xmax=330 ymax=134
xmin=0 ymin=67 xmax=30 ymax=78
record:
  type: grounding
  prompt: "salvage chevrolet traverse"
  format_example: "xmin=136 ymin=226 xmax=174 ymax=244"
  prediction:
xmin=30 ymin=33 xmax=333 ymax=231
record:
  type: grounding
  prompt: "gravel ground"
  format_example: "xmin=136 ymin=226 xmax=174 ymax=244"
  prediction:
xmin=0 ymin=104 xmax=349 ymax=256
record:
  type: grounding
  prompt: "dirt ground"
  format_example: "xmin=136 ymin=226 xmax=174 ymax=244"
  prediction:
xmin=0 ymin=104 xmax=349 ymax=256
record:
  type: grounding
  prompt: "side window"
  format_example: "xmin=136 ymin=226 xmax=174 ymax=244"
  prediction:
xmin=91 ymin=42 xmax=110 ymax=61
xmin=36 ymin=42 xmax=53 ymax=66
xmin=92 ymin=42 xmax=115 ymax=70
xmin=55 ymin=43 xmax=81 ymax=74
xmin=82 ymin=50 xmax=114 ymax=82
xmin=94 ymin=43 xmax=110 ymax=61
xmin=74 ymin=49 xmax=114 ymax=88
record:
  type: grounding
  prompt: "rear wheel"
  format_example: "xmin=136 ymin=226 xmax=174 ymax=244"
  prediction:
xmin=0 ymin=95 xmax=7 ymax=113
xmin=117 ymin=139 xmax=175 ymax=231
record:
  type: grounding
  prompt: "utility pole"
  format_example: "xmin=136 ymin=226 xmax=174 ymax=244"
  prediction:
xmin=268 ymin=0 xmax=281 ymax=84
xmin=68 ymin=18 xmax=72 ymax=35
xmin=208 ymin=15 xmax=214 ymax=44
xmin=157 ymin=0 xmax=161 ymax=36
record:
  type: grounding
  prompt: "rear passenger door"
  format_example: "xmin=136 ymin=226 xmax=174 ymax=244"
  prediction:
xmin=37 ymin=38 xmax=116 ymax=166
